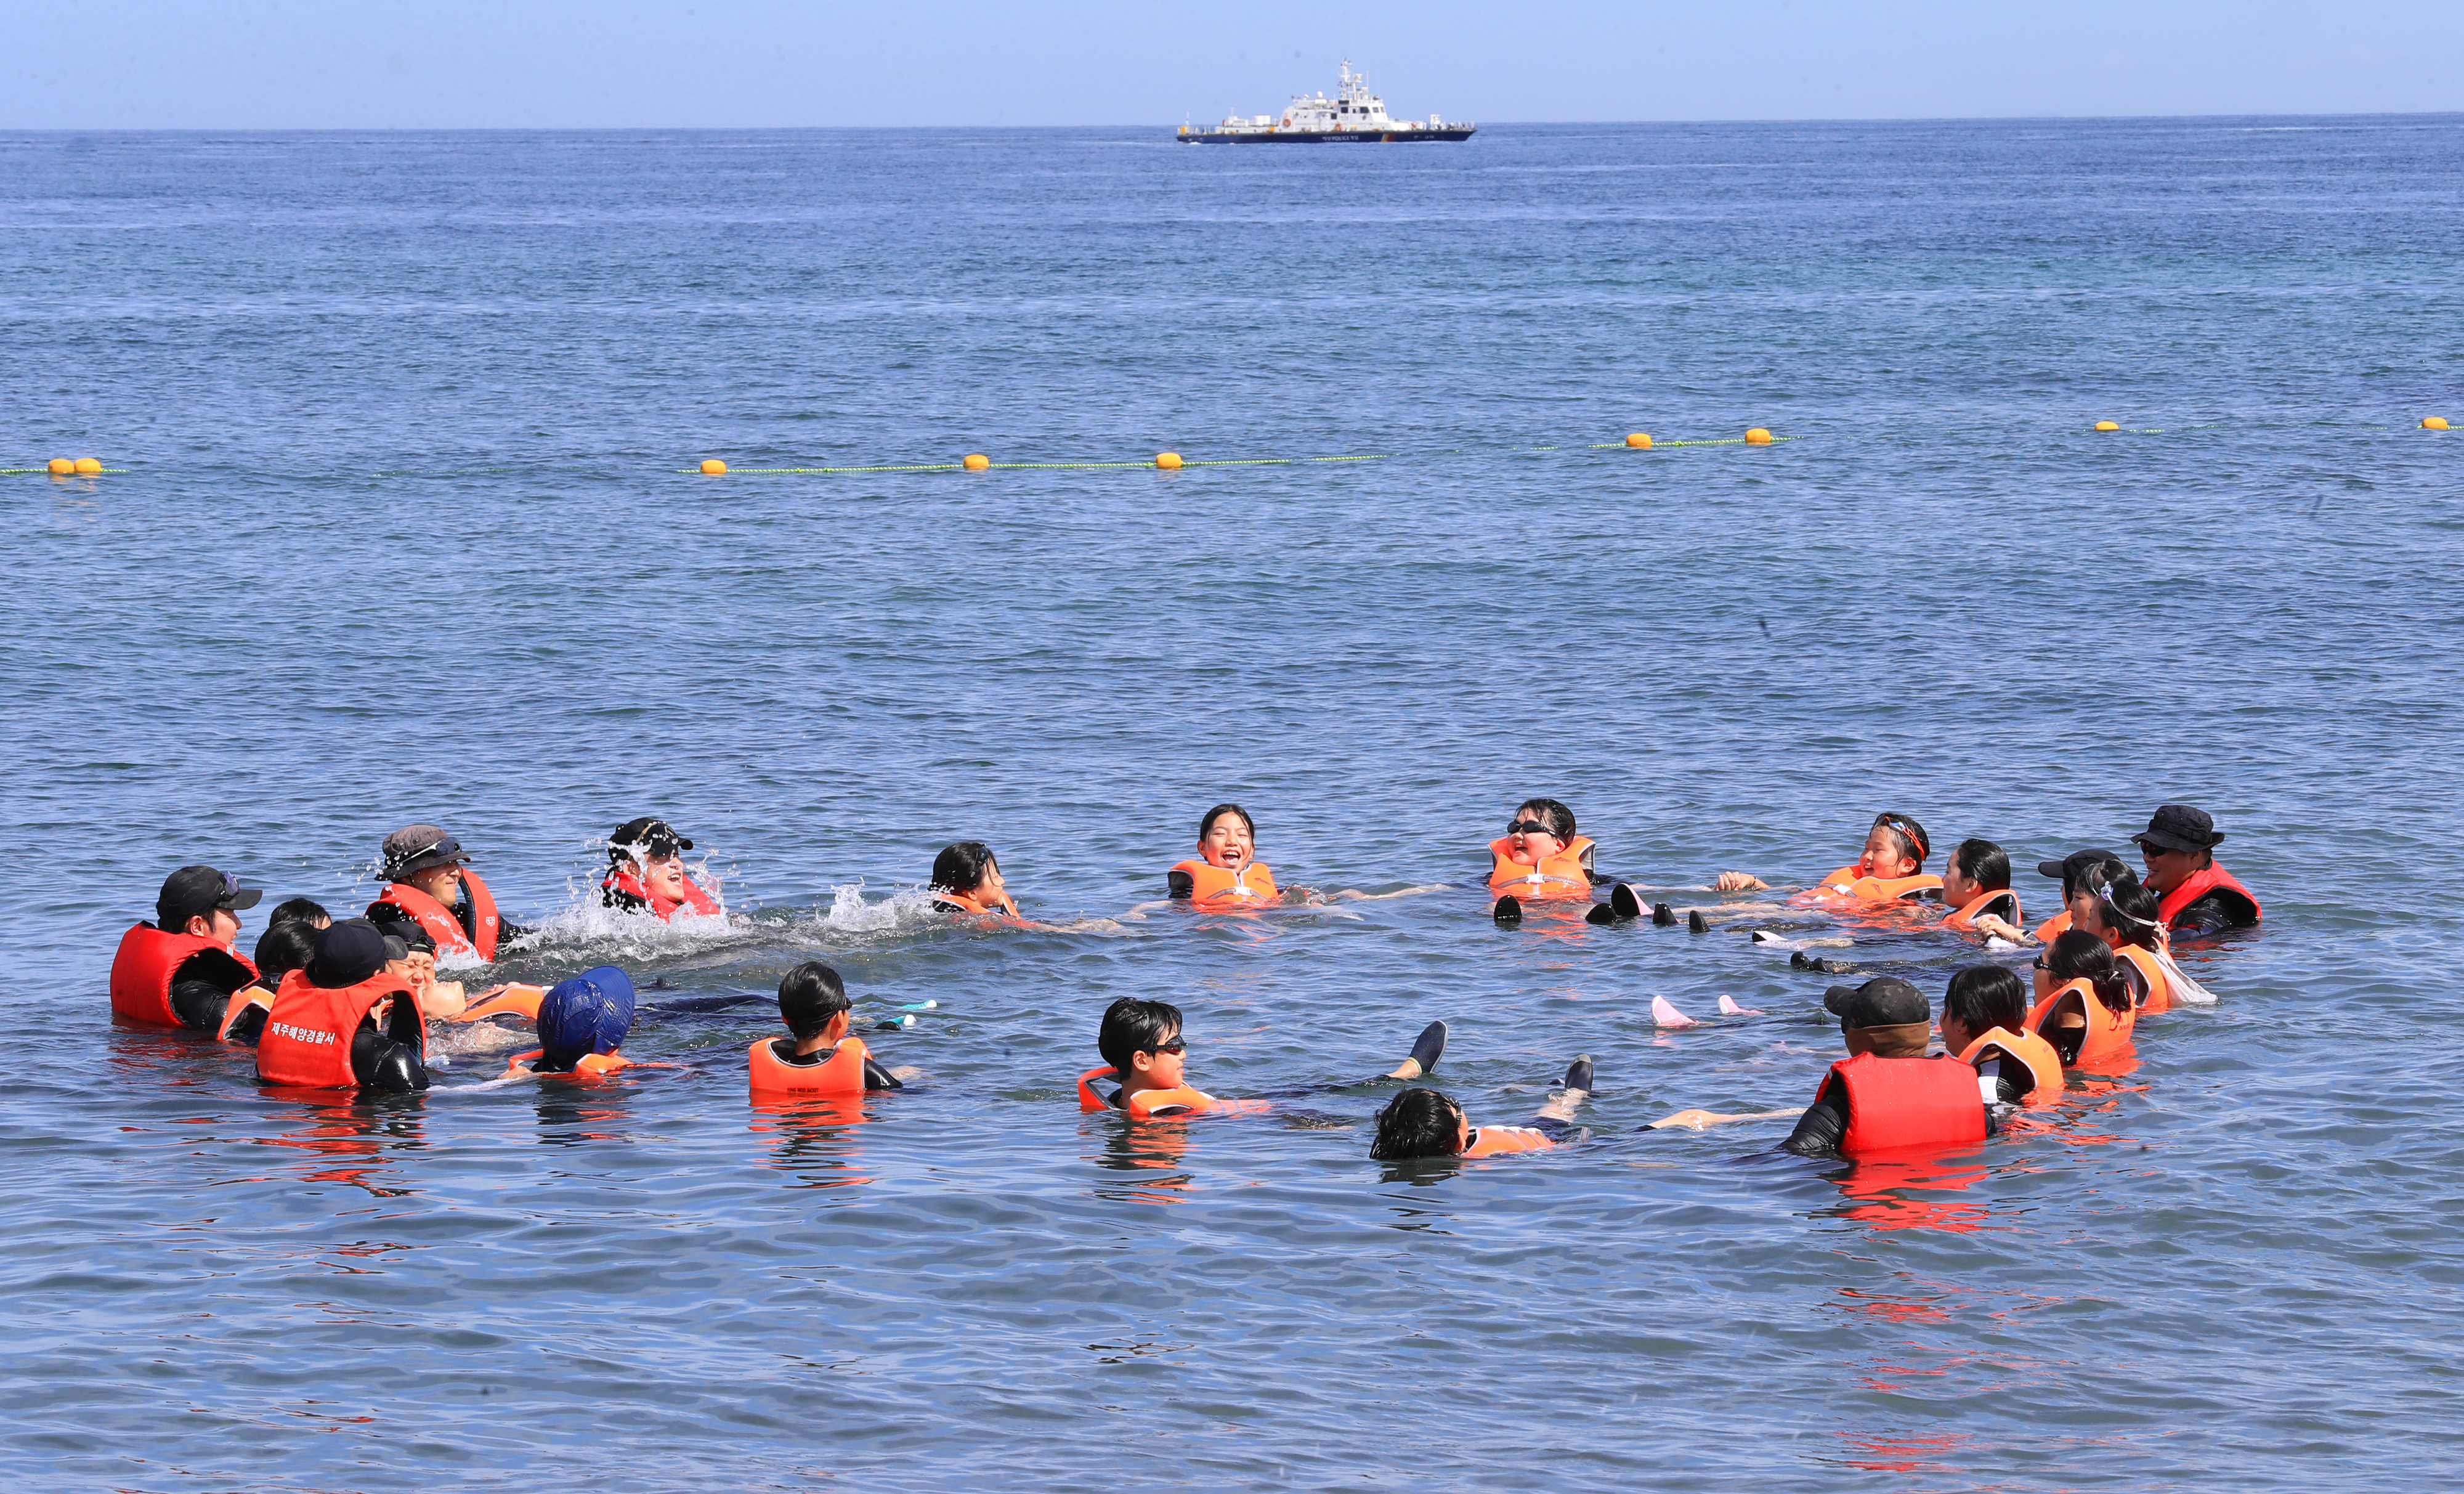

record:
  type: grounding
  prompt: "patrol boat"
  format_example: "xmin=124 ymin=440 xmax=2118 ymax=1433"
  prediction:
xmin=1178 ymin=62 xmax=1473 ymax=144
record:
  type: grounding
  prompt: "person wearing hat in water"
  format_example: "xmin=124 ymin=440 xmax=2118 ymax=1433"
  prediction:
xmin=1646 ymin=978 xmax=1996 ymax=1156
xmin=254 ymin=919 xmax=431 ymax=1092
xmin=366 ymin=824 xmax=525 ymax=960
xmin=2133 ymin=804 xmax=2260 ymax=936
xmin=601 ymin=818 xmax=721 ymax=920
xmin=108 ymin=865 xmax=265 ymax=1031
xmin=504 ymin=966 xmax=665 ymax=1078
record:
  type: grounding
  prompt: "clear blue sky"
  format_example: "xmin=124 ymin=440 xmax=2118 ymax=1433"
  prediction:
xmin=8 ymin=0 xmax=2457 ymax=128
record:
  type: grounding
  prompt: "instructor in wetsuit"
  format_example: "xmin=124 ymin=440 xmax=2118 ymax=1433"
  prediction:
xmin=2133 ymin=804 xmax=2260 ymax=936
xmin=107 ymin=865 xmax=264 ymax=1031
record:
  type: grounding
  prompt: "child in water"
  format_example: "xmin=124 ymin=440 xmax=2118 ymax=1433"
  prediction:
xmin=1084 ymin=997 xmax=1447 ymax=1120
xmin=1935 ymin=838 xmax=2022 ymax=934
xmin=1712 ymin=811 xmax=1937 ymax=900
xmin=1487 ymin=797 xmax=1600 ymax=923
xmin=748 ymin=962 xmax=906 ymax=1095
xmin=1368 ymin=1057 xmax=1596 ymax=1160
xmin=1167 ymin=803 xmax=1287 ymax=909
xmin=930 ymin=840 xmax=1021 ymax=917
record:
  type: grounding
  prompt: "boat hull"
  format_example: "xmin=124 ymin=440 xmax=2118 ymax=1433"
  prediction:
xmin=1180 ymin=129 xmax=1474 ymax=144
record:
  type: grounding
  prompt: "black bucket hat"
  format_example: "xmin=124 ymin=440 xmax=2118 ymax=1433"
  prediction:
xmin=2132 ymin=804 xmax=2224 ymax=854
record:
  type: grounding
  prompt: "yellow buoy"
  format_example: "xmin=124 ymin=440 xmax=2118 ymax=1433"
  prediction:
xmin=962 ymin=452 xmax=990 ymax=471
xmin=2425 ymin=416 xmax=2451 ymax=430
xmin=1744 ymin=428 xmax=1773 ymax=445
xmin=2094 ymin=420 xmax=2121 ymax=432
xmin=46 ymin=457 xmax=73 ymax=476
xmin=1624 ymin=432 xmax=1652 ymax=449
xmin=699 ymin=459 xmax=727 ymax=475
xmin=73 ymin=457 xmax=102 ymax=474
xmin=1155 ymin=452 xmax=1183 ymax=470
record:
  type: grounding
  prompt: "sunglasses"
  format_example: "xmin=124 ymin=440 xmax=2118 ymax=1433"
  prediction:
xmin=1507 ymin=820 xmax=1557 ymax=836
xmin=2033 ymin=955 xmax=2049 ymax=970
xmin=1143 ymin=1037 xmax=1187 ymax=1055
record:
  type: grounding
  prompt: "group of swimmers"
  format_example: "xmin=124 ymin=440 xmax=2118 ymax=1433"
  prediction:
xmin=105 ymin=798 xmax=2262 ymax=1163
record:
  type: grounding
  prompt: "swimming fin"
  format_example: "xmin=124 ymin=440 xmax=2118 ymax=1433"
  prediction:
xmin=1688 ymin=909 xmax=1710 ymax=933
xmin=1492 ymin=895 xmax=1523 ymax=926
xmin=1612 ymin=882 xmax=1645 ymax=921
xmin=1585 ymin=901 xmax=1619 ymax=925
xmin=1651 ymin=901 xmax=1679 ymax=927
xmin=1562 ymin=1054 xmax=1595 ymax=1093
xmin=1401 ymin=1020 xmax=1448 ymax=1079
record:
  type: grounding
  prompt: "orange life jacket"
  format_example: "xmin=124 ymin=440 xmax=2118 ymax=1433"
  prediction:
xmin=2026 ymin=976 xmax=2136 ymax=1069
xmin=747 ymin=1033 xmax=872 ymax=1096
xmin=1820 ymin=1051 xmax=1990 ymax=1155
xmin=2032 ymin=909 xmax=2074 ymax=943
xmin=256 ymin=968 xmax=424 ymax=1089
xmin=107 ymin=924 xmax=259 ymax=1028
xmin=1462 ymin=1124 xmax=1556 ymax=1158
xmin=1955 ymin=1026 xmax=2064 ymax=1105
xmin=1941 ymin=888 xmax=2022 ymax=932
xmin=936 ymin=887 xmax=1022 ymax=918
xmin=1486 ymin=835 xmax=1597 ymax=899
xmin=601 ymin=866 xmax=720 ymax=920
xmin=2113 ymin=943 xmax=2173 ymax=1013
xmin=1078 ymin=1065 xmax=1121 ymax=1112
xmin=1077 ymin=1067 xmax=1266 ymax=1119
xmin=1815 ymin=867 xmax=1943 ymax=903
xmin=1169 ymin=859 xmax=1280 ymax=908
xmin=370 ymin=869 xmax=504 ymax=960
xmin=217 ymin=987 xmax=273 ymax=1043
xmin=2156 ymin=863 xmax=2261 ymax=929
xmin=505 ymin=1048 xmax=639 ymax=1079
xmin=439 ymin=983 xmax=544 ymax=1024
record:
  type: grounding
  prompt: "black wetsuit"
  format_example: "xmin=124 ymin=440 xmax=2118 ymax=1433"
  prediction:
xmin=351 ymin=996 xmax=430 ymax=1093
xmin=2169 ymin=891 xmax=2253 ymax=938
xmin=1779 ymin=1067 xmax=2012 ymax=1157
xmin=764 ymin=1039 xmax=904 ymax=1090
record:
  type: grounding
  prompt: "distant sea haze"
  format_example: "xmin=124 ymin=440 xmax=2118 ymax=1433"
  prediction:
xmin=3 ymin=118 xmax=2458 ymax=1490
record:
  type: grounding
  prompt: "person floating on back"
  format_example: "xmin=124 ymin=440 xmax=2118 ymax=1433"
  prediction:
xmin=1168 ymin=803 xmax=1284 ymax=910
xmin=1369 ymin=1057 xmax=1595 ymax=1160
xmin=254 ymin=919 xmax=431 ymax=1093
xmin=2131 ymin=804 xmax=2259 ymax=936
xmin=747 ymin=961 xmax=906 ymax=1096
xmin=1709 ymin=811 xmax=1940 ymax=904
xmin=1081 ymin=997 xmax=1447 ymax=1120
xmin=506 ymin=966 xmax=661 ymax=1079
xmin=931 ymin=840 xmax=1022 ymax=918
xmin=109 ymin=865 xmax=264 ymax=1033
xmin=601 ymin=817 xmax=722 ymax=920
xmin=367 ymin=824 xmax=524 ymax=961
xmin=1487 ymin=797 xmax=1600 ymax=924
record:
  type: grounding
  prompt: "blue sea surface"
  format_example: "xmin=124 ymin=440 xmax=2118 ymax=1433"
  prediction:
xmin=3 ymin=117 xmax=2462 ymax=1491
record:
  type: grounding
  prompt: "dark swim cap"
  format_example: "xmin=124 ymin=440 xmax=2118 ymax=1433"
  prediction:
xmin=307 ymin=919 xmax=389 ymax=989
xmin=539 ymin=965 xmax=636 ymax=1065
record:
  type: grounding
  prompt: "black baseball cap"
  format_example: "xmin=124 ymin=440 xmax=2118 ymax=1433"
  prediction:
xmin=307 ymin=919 xmax=389 ymax=989
xmin=382 ymin=824 xmax=469 ymax=880
xmin=156 ymin=865 xmax=262 ymax=930
xmin=2133 ymin=804 xmax=2224 ymax=854
xmin=2036 ymin=848 xmax=2124 ymax=882
xmin=1822 ymin=977 xmax=1929 ymax=1028
xmin=610 ymin=816 xmax=693 ymax=857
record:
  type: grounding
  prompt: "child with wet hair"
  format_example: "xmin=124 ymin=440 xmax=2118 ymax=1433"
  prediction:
xmin=1939 ymin=838 xmax=2022 ymax=935
xmin=1368 ymin=1057 xmax=1595 ymax=1161
xmin=750 ymin=960 xmax=904 ymax=1093
xmin=2030 ymin=930 xmax=2136 ymax=1066
xmin=931 ymin=840 xmax=1021 ymax=917
xmin=1488 ymin=796 xmax=1602 ymax=924
xmin=1167 ymin=803 xmax=1289 ymax=908
xmin=1939 ymin=964 xmax=2061 ymax=1105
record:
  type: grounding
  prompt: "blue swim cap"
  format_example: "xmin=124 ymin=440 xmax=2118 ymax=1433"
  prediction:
xmin=538 ymin=965 xmax=636 ymax=1065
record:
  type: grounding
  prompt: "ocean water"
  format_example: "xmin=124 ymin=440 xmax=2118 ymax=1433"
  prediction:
xmin=4 ymin=116 xmax=2462 ymax=1491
